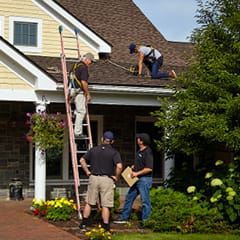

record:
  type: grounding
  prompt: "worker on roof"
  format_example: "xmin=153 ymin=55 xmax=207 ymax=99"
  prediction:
xmin=129 ymin=43 xmax=177 ymax=79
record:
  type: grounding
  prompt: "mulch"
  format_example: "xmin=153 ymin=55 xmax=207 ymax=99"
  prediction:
xmin=42 ymin=209 xmax=151 ymax=239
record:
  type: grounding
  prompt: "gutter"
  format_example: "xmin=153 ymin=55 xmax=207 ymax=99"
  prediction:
xmin=57 ymin=83 xmax=175 ymax=96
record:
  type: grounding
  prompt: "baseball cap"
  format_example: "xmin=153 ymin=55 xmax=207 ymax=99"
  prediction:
xmin=136 ymin=133 xmax=151 ymax=145
xmin=103 ymin=131 xmax=114 ymax=141
xmin=83 ymin=52 xmax=96 ymax=62
xmin=129 ymin=43 xmax=136 ymax=54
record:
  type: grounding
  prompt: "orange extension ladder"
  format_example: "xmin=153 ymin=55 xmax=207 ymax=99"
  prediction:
xmin=59 ymin=25 xmax=93 ymax=219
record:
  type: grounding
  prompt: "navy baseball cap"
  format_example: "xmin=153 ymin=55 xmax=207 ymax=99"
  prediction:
xmin=129 ymin=43 xmax=136 ymax=54
xmin=103 ymin=131 xmax=114 ymax=141
xmin=136 ymin=133 xmax=151 ymax=145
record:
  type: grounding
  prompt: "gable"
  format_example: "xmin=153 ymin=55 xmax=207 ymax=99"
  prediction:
xmin=0 ymin=36 xmax=61 ymax=102
xmin=0 ymin=0 xmax=110 ymax=58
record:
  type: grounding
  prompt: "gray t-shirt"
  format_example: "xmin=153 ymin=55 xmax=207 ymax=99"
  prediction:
xmin=139 ymin=46 xmax=161 ymax=59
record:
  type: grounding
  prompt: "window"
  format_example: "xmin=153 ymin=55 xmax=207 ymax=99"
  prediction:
xmin=14 ymin=22 xmax=37 ymax=46
xmin=9 ymin=17 xmax=42 ymax=52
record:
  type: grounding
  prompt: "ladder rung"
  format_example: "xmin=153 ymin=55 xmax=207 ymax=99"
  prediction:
xmin=64 ymin=47 xmax=79 ymax=51
xmin=78 ymin=164 xmax=91 ymax=167
xmin=63 ymin=36 xmax=77 ymax=39
xmin=79 ymin=193 xmax=87 ymax=196
xmin=75 ymin=136 xmax=89 ymax=140
xmin=77 ymin=150 xmax=87 ymax=154
xmin=66 ymin=59 xmax=79 ymax=63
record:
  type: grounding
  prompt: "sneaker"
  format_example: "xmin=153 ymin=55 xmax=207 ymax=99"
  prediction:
xmin=79 ymin=223 xmax=87 ymax=232
xmin=113 ymin=218 xmax=127 ymax=224
xmin=170 ymin=70 xmax=177 ymax=78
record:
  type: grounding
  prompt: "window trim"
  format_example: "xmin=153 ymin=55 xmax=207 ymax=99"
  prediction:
xmin=0 ymin=16 xmax=4 ymax=36
xmin=9 ymin=16 xmax=42 ymax=52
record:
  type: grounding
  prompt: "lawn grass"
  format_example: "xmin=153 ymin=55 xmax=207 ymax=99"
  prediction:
xmin=113 ymin=233 xmax=240 ymax=240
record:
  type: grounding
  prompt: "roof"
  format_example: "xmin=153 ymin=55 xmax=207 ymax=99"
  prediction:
xmin=30 ymin=0 xmax=194 ymax=88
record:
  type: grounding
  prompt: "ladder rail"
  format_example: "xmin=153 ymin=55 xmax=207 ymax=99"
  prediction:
xmin=59 ymin=26 xmax=82 ymax=219
xmin=85 ymin=103 xmax=93 ymax=149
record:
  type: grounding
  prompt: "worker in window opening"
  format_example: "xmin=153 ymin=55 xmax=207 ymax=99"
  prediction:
xmin=128 ymin=43 xmax=177 ymax=79
xmin=69 ymin=52 xmax=95 ymax=137
xmin=79 ymin=131 xmax=123 ymax=232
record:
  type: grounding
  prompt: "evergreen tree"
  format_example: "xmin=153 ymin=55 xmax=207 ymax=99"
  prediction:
xmin=153 ymin=0 xmax=240 ymax=158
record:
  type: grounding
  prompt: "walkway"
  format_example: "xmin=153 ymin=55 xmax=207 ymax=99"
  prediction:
xmin=0 ymin=199 xmax=80 ymax=240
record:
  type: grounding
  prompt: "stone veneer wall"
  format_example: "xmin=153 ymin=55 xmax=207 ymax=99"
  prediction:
xmin=0 ymin=101 xmax=158 ymax=199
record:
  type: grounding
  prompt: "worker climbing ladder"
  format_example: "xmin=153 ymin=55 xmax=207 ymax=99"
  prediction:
xmin=59 ymin=25 xmax=93 ymax=219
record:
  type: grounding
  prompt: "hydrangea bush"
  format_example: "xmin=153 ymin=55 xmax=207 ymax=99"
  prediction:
xmin=187 ymin=158 xmax=240 ymax=223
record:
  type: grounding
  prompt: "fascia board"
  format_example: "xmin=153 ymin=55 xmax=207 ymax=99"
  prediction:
xmin=33 ymin=0 xmax=111 ymax=53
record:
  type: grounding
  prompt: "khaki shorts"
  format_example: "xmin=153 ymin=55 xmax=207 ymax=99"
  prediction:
xmin=85 ymin=175 xmax=115 ymax=208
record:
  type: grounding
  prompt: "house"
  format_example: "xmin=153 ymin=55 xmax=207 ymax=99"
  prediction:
xmin=0 ymin=0 xmax=193 ymax=200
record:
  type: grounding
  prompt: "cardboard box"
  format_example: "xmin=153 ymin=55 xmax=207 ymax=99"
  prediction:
xmin=121 ymin=166 xmax=138 ymax=187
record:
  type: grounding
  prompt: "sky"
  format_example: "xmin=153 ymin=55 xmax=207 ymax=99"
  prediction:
xmin=133 ymin=0 xmax=199 ymax=42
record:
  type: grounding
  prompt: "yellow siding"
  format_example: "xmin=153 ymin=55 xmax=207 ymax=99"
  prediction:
xmin=0 ymin=64 xmax=33 ymax=89
xmin=0 ymin=0 xmax=96 ymax=58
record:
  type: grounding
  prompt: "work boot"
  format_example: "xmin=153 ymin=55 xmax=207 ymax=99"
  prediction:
xmin=102 ymin=222 xmax=110 ymax=232
xmin=79 ymin=217 xmax=88 ymax=232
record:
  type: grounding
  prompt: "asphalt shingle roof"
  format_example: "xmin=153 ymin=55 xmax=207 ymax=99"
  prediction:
xmin=30 ymin=0 xmax=194 ymax=87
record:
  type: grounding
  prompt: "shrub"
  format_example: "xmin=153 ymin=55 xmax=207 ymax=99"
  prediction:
xmin=144 ymin=187 xmax=227 ymax=233
xmin=187 ymin=158 xmax=240 ymax=224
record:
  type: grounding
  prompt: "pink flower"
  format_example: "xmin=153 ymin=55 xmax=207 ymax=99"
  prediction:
xmin=61 ymin=121 xmax=67 ymax=127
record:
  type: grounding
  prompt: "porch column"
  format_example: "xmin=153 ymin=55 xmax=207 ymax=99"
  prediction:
xmin=34 ymin=98 xmax=49 ymax=201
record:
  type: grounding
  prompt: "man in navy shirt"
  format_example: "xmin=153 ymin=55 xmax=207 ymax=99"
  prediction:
xmin=114 ymin=133 xmax=153 ymax=225
xmin=79 ymin=131 xmax=123 ymax=232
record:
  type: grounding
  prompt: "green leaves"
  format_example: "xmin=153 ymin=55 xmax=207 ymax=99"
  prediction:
xmin=152 ymin=0 xmax=240 ymax=156
xmin=26 ymin=112 xmax=66 ymax=152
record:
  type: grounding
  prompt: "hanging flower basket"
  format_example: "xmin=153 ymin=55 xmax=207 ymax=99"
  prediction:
xmin=25 ymin=111 xmax=67 ymax=151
